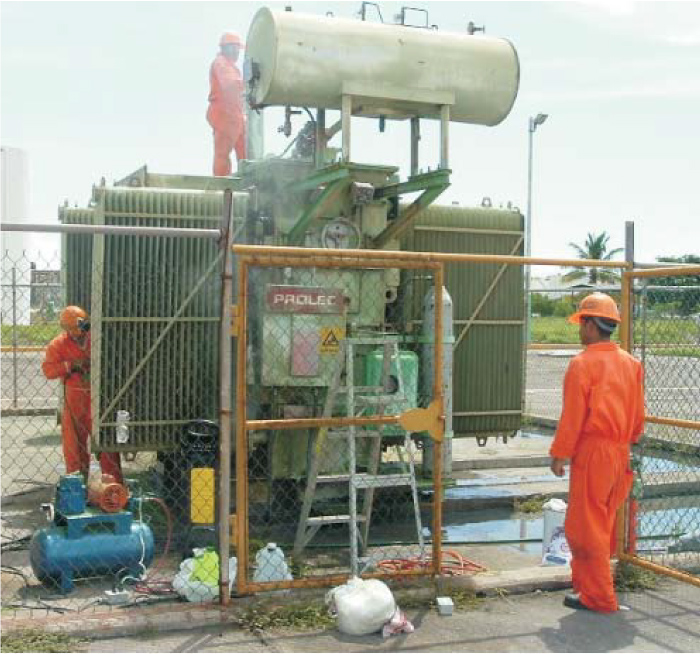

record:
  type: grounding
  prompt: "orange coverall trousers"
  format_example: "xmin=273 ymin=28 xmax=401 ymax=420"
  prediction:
xmin=566 ymin=438 xmax=633 ymax=612
xmin=62 ymin=384 xmax=123 ymax=484
xmin=212 ymin=128 xmax=246 ymax=177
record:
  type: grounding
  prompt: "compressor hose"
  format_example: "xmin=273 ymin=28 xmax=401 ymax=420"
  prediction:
xmin=121 ymin=495 xmax=175 ymax=596
xmin=376 ymin=549 xmax=486 ymax=576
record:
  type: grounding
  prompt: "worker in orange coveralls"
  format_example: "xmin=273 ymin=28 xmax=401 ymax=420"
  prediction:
xmin=206 ymin=32 xmax=247 ymax=176
xmin=42 ymin=306 xmax=123 ymax=484
xmin=550 ymin=292 xmax=644 ymax=612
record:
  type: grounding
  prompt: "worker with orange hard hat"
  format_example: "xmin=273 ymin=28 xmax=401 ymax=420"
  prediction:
xmin=549 ymin=292 xmax=644 ymax=612
xmin=206 ymin=32 xmax=247 ymax=176
xmin=42 ymin=306 xmax=123 ymax=484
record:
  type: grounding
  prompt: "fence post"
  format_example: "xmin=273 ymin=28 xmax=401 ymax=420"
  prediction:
xmin=617 ymin=220 xmax=635 ymax=556
xmin=12 ymin=266 xmax=18 ymax=408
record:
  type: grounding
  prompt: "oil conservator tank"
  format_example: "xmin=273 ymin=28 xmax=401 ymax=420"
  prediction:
xmin=245 ymin=8 xmax=519 ymax=126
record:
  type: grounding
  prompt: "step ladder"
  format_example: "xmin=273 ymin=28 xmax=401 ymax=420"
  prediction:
xmin=293 ymin=336 xmax=425 ymax=576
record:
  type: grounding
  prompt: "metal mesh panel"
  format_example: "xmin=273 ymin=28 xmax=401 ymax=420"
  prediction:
xmin=629 ymin=283 xmax=700 ymax=576
xmin=525 ymin=287 xmax=623 ymax=424
xmin=91 ymin=187 xmax=224 ymax=451
xmin=238 ymin=258 xmax=446 ymax=591
xmin=2 ymin=237 xmax=227 ymax=614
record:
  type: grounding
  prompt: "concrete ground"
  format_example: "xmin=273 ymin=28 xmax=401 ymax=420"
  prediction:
xmin=82 ymin=582 xmax=700 ymax=653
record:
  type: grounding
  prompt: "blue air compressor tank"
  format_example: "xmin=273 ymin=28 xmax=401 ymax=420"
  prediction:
xmin=30 ymin=514 xmax=154 ymax=593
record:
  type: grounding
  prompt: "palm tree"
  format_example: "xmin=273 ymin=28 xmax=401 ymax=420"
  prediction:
xmin=563 ymin=232 xmax=623 ymax=285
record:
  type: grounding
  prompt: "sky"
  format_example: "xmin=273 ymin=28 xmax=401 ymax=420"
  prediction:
xmin=1 ymin=0 xmax=699 ymax=267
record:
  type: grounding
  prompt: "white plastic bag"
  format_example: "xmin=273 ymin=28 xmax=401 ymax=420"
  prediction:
xmin=172 ymin=548 xmax=237 ymax=602
xmin=542 ymin=498 xmax=567 ymax=557
xmin=542 ymin=526 xmax=572 ymax=566
xmin=326 ymin=577 xmax=396 ymax=636
xmin=382 ymin=607 xmax=415 ymax=638
xmin=252 ymin=543 xmax=293 ymax=583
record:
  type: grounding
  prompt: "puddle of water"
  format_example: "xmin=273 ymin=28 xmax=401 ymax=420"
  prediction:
xmin=641 ymin=456 xmax=699 ymax=473
xmin=455 ymin=473 xmax=569 ymax=487
xmin=438 ymin=507 xmax=544 ymax=555
xmin=444 ymin=486 xmax=516 ymax=500
xmin=519 ymin=431 xmax=549 ymax=440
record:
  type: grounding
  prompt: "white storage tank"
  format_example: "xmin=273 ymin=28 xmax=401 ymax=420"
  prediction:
xmin=1 ymin=146 xmax=32 ymax=325
xmin=245 ymin=8 xmax=519 ymax=126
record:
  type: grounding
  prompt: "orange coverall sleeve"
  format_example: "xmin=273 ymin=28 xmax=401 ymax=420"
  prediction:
xmin=42 ymin=339 xmax=72 ymax=380
xmin=550 ymin=358 xmax=589 ymax=459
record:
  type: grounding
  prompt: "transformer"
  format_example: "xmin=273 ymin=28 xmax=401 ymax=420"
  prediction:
xmin=59 ymin=5 xmax=524 ymax=520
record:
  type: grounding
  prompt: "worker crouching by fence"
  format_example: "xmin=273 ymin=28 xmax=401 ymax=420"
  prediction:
xmin=42 ymin=306 xmax=123 ymax=484
xmin=549 ymin=293 xmax=644 ymax=612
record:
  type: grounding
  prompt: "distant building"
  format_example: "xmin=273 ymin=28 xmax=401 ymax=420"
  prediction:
xmin=530 ymin=273 xmax=619 ymax=299
xmin=30 ymin=267 xmax=61 ymax=324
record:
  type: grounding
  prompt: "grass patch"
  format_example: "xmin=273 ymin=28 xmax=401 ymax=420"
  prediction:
xmin=531 ymin=317 xmax=584 ymax=345
xmin=532 ymin=316 xmax=698 ymax=348
xmin=514 ymin=495 xmax=547 ymax=514
xmin=238 ymin=601 xmax=335 ymax=633
xmin=646 ymin=346 xmax=700 ymax=358
xmin=0 ymin=629 xmax=86 ymax=653
xmin=614 ymin=561 xmax=660 ymax=592
xmin=399 ymin=588 xmax=482 ymax=612
xmin=1 ymin=324 xmax=61 ymax=347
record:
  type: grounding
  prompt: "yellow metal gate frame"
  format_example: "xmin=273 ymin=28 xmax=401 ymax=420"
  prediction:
xmin=232 ymin=246 xmax=446 ymax=595
xmin=617 ymin=265 xmax=700 ymax=588
xmin=228 ymin=244 xmax=632 ymax=598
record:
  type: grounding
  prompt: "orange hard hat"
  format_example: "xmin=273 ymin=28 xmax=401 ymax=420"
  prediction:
xmin=219 ymin=32 xmax=243 ymax=47
xmin=60 ymin=306 xmax=89 ymax=336
xmin=567 ymin=292 xmax=621 ymax=325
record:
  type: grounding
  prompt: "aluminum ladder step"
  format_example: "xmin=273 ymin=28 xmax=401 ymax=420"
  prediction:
xmin=326 ymin=429 xmax=382 ymax=439
xmin=315 ymin=473 xmax=413 ymax=488
xmin=306 ymin=514 xmax=368 ymax=526
xmin=354 ymin=473 xmax=413 ymax=489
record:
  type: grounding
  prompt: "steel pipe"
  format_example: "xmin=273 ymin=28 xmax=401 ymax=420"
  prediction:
xmin=645 ymin=415 xmax=700 ymax=430
xmin=618 ymin=553 xmax=700 ymax=589
xmin=627 ymin=266 xmax=700 ymax=279
xmin=1 ymin=222 xmax=220 ymax=239
xmin=233 ymin=244 xmax=630 ymax=269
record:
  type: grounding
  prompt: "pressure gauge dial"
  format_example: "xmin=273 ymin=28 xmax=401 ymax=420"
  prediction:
xmin=321 ymin=219 xmax=361 ymax=249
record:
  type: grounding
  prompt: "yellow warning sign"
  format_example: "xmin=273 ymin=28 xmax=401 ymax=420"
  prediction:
xmin=320 ymin=326 xmax=345 ymax=353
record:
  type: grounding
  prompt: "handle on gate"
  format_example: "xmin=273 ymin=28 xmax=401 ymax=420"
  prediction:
xmin=398 ymin=399 xmax=444 ymax=441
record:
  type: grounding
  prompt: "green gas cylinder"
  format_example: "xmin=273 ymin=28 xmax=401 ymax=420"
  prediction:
xmin=364 ymin=349 xmax=418 ymax=436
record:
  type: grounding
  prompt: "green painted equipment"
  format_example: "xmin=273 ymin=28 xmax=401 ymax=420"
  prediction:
xmin=364 ymin=349 xmax=419 ymax=437
xmin=401 ymin=203 xmax=525 ymax=438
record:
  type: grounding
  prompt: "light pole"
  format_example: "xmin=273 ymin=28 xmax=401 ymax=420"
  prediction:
xmin=525 ymin=113 xmax=548 ymax=343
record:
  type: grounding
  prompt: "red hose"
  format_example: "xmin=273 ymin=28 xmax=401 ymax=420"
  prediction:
xmin=132 ymin=496 xmax=176 ymax=595
xmin=376 ymin=549 xmax=486 ymax=576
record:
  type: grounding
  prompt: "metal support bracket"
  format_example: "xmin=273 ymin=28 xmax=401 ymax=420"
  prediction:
xmin=372 ymin=172 xmax=450 ymax=248
xmin=399 ymin=399 xmax=444 ymax=442
xmin=287 ymin=176 xmax=353 ymax=245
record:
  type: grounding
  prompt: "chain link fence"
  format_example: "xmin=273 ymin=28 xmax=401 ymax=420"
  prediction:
xmin=626 ymin=282 xmax=700 ymax=578
xmin=4 ymin=237 xmax=697 ymax=615
xmin=2 ymin=238 xmax=227 ymax=614
xmin=525 ymin=287 xmax=623 ymax=424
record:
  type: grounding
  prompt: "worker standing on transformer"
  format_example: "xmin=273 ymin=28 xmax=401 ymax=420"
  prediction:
xmin=549 ymin=292 xmax=644 ymax=612
xmin=42 ymin=306 xmax=123 ymax=484
xmin=207 ymin=32 xmax=247 ymax=176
